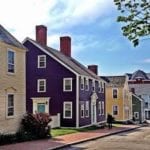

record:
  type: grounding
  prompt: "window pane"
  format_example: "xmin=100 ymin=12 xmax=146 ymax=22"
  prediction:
xmin=8 ymin=51 xmax=15 ymax=73
xmin=8 ymin=107 xmax=14 ymax=116
xmin=8 ymin=95 xmax=14 ymax=116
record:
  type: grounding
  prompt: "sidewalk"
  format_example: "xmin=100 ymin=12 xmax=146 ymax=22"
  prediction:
xmin=0 ymin=124 xmax=140 ymax=150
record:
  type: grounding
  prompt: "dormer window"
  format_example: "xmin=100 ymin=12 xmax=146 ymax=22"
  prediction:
xmin=85 ymin=78 xmax=89 ymax=91
xmin=80 ymin=77 xmax=84 ymax=90
xmin=38 ymin=55 xmax=46 ymax=68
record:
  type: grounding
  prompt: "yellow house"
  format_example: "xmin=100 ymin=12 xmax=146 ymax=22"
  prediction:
xmin=105 ymin=76 xmax=132 ymax=122
xmin=0 ymin=25 xmax=26 ymax=133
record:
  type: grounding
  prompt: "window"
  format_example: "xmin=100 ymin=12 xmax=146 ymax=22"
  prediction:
xmin=81 ymin=103 xmax=84 ymax=118
xmin=7 ymin=50 xmax=15 ymax=73
xmin=112 ymin=88 xmax=118 ymax=99
xmin=80 ymin=77 xmax=84 ymax=90
xmin=92 ymin=80 xmax=95 ymax=91
xmin=98 ymin=101 xmax=101 ymax=115
xmin=145 ymin=102 xmax=148 ymax=108
xmin=113 ymin=105 xmax=118 ymax=115
xmin=38 ymin=55 xmax=46 ymax=68
xmin=7 ymin=94 xmax=14 ymax=117
xmin=37 ymin=79 xmax=46 ymax=92
xmin=98 ymin=82 xmax=101 ymax=93
xmin=85 ymin=78 xmax=89 ymax=91
xmin=85 ymin=101 xmax=89 ymax=117
xmin=63 ymin=78 xmax=72 ymax=91
xmin=101 ymin=82 xmax=104 ymax=93
xmin=134 ymin=112 xmax=139 ymax=119
xmin=63 ymin=102 xmax=72 ymax=119
xmin=101 ymin=101 xmax=104 ymax=115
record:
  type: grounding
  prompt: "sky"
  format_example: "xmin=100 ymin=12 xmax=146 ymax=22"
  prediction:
xmin=0 ymin=0 xmax=149 ymax=75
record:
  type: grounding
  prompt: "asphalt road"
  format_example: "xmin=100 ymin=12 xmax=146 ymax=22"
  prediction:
xmin=60 ymin=126 xmax=150 ymax=150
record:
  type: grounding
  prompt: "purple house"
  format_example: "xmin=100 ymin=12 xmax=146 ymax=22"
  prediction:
xmin=23 ymin=25 xmax=106 ymax=128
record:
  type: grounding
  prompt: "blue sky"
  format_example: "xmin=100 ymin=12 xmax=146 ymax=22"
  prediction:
xmin=0 ymin=0 xmax=149 ymax=75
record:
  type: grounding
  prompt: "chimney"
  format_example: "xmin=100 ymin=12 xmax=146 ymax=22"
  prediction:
xmin=88 ymin=65 xmax=98 ymax=75
xmin=60 ymin=36 xmax=71 ymax=57
xmin=36 ymin=25 xmax=47 ymax=46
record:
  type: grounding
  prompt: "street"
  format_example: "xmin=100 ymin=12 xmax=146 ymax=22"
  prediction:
xmin=60 ymin=126 xmax=150 ymax=150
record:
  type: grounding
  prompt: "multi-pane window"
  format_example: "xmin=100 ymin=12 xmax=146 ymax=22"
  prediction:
xmin=85 ymin=101 xmax=89 ymax=117
xmin=101 ymin=82 xmax=104 ymax=93
xmin=8 ymin=50 xmax=15 ymax=73
xmin=37 ymin=79 xmax=46 ymax=92
xmin=7 ymin=94 xmax=14 ymax=116
xmin=113 ymin=105 xmax=118 ymax=115
xmin=81 ymin=103 xmax=84 ymax=118
xmin=63 ymin=78 xmax=72 ymax=91
xmin=38 ymin=55 xmax=46 ymax=68
xmin=80 ymin=77 xmax=84 ymax=90
xmin=112 ymin=88 xmax=118 ymax=99
xmin=101 ymin=101 xmax=104 ymax=115
xmin=98 ymin=101 xmax=101 ymax=115
xmin=63 ymin=102 xmax=72 ymax=118
xmin=98 ymin=82 xmax=101 ymax=93
xmin=85 ymin=78 xmax=89 ymax=91
xmin=92 ymin=80 xmax=95 ymax=91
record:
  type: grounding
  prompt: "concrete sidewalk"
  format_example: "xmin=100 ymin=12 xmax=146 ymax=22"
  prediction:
xmin=0 ymin=125 xmax=140 ymax=150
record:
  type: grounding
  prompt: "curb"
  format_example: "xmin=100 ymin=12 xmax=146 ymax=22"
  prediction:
xmin=48 ymin=126 xmax=141 ymax=150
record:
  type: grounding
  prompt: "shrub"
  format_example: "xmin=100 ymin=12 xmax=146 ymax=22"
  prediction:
xmin=21 ymin=112 xmax=52 ymax=138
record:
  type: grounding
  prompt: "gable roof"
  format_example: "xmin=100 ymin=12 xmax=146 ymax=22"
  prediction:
xmin=127 ymin=70 xmax=150 ymax=80
xmin=0 ymin=24 xmax=26 ymax=50
xmin=102 ymin=75 xmax=126 ymax=87
xmin=24 ymin=38 xmax=103 ymax=81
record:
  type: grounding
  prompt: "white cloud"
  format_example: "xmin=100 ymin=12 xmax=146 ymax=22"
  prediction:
xmin=142 ymin=58 xmax=150 ymax=63
xmin=0 ymin=0 xmax=113 ymax=41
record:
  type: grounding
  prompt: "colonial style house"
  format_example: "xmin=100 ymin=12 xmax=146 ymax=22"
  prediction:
xmin=102 ymin=76 xmax=132 ymax=122
xmin=127 ymin=70 xmax=150 ymax=120
xmin=0 ymin=25 xmax=26 ymax=133
xmin=23 ymin=25 xmax=106 ymax=128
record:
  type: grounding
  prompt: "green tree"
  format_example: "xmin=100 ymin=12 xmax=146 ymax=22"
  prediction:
xmin=114 ymin=0 xmax=150 ymax=46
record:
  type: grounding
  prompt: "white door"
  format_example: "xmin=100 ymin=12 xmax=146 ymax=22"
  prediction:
xmin=91 ymin=103 xmax=97 ymax=124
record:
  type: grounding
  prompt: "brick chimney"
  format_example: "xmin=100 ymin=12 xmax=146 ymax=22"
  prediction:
xmin=36 ymin=25 xmax=47 ymax=46
xmin=88 ymin=65 xmax=98 ymax=75
xmin=60 ymin=36 xmax=71 ymax=57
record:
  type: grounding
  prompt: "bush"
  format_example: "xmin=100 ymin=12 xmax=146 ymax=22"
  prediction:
xmin=21 ymin=112 xmax=52 ymax=138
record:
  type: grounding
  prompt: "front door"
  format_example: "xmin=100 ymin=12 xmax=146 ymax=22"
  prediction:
xmin=91 ymin=102 xmax=97 ymax=124
xmin=37 ymin=103 xmax=46 ymax=113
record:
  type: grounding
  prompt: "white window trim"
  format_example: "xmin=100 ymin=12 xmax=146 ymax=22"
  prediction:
xmin=112 ymin=88 xmax=118 ymax=99
xmin=63 ymin=78 xmax=73 ymax=92
xmin=98 ymin=81 xmax=101 ymax=93
xmin=81 ymin=103 xmax=85 ymax=118
xmin=7 ymin=49 xmax=15 ymax=74
xmin=102 ymin=101 xmax=104 ymax=115
xmin=98 ymin=101 xmax=101 ymax=115
xmin=37 ymin=79 xmax=46 ymax=92
xmin=85 ymin=101 xmax=89 ymax=117
xmin=112 ymin=105 xmax=119 ymax=116
xmin=63 ymin=101 xmax=72 ymax=119
xmin=6 ymin=94 xmax=15 ymax=118
xmin=85 ymin=78 xmax=89 ymax=91
xmin=92 ymin=80 xmax=95 ymax=91
xmin=80 ymin=77 xmax=84 ymax=90
xmin=38 ymin=55 xmax=46 ymax=68
xmin=134 ymin=112 xmax=139 ymax=119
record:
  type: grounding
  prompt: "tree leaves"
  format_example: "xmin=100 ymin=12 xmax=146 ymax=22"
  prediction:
xmin=114 ymin=0 xmax=150 ymax=46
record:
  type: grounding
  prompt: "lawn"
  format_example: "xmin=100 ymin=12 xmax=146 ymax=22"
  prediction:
xmin=51 ymin=125 xmax=102 ymax=137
